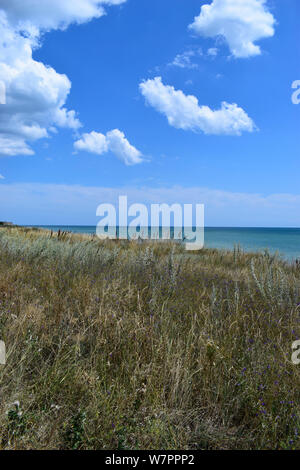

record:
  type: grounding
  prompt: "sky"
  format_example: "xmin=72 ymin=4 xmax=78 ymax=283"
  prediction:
xmin=0 ymin=0 xmax=299 ymax=226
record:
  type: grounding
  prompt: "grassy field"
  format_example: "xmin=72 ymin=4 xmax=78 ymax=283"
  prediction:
xmin=0 ymin=226 xmax=299 ymax=450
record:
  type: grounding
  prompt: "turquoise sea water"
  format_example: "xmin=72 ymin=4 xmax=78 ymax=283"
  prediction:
xmin=29 ymin=226 xmax=300 ymax=261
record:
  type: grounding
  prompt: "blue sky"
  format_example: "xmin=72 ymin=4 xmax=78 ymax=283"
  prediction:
xmin=0 ymin=0 xmax=299 ymax=226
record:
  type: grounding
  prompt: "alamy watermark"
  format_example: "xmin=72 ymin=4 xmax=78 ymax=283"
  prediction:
xmin=0 ymin=80 xmax=6 ymax=105
xmin=291 ymin=82 xmax=300 ymax=362
xmin=291 ymin=80 xmax=300 ymax=105
xmin=96 ymin=196 xmax=204 ymax=251
xmin=0 ymin=340 xmax=6 ymax=365
xmin=291 ymin=340 xmax=300 ymax=365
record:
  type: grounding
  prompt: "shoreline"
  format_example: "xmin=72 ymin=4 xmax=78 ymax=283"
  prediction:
xmin=9 ymin=224 xmax=300 ymax=261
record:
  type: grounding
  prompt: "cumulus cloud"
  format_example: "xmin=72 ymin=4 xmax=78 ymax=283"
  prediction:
xmin=139 ymin=77 xmax=255 ymax=136
xmin=0 ymin=12 xmax=81 ymax=156
xmin=74 ymin=131 xmax=108 ymax=155
xmin=189 ymin=0 xmax=275 ymax=58
xmin=0 ymin=173 xmax=4 ymax=179
xmin=106 ymin=129 xmax=143 ymax=166
xmin=0 ymin=1 xmax=127 ymax=156
xmin=74 ymin=129 xmax=143 ymax=166
xmin=0 ymin=0 xmax=127 ymax=35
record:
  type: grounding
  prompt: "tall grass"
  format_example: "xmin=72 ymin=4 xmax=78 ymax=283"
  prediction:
xmin=0 ymin=226 xmax=299 ymax=449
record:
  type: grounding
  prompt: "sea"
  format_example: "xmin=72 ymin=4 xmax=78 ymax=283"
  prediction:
xmin=29 ymin=226 xmax=300 ymax=261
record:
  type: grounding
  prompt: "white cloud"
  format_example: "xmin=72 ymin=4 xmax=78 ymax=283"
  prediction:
xmin=139 ymin=77 xmax=255 ymax=136
xmin=169 ymin=49 xmax=202 ymax=69
xmin=0 ymin=1 xmax=127 ymax=34
xmin=0 ymin=12 xmax=81 ymax=156
xmin=0 ymin=1 xmax=127 ymax=156
xmin=106 ymin=129 xmax=143 ymax=166
xmin=189 ymin=0 xmax=275 ymax=58
xmin=74 ymin=129 xmax=143 ymax=166
xmin=207 ymin=47 xmax=218 ymax=57
xmin=74 ymin=131 xmax=108 ymax=155
xmin=0 ymin=173 xmax=4 ymax=179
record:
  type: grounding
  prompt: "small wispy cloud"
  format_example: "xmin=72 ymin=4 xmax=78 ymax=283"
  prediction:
xmin=0 ymin=174 xmax=5 ymax=180
xmin=169 ymin=48 xmax=203 ymax=69
xmin=207 ymin=47 xmax=218 ymax=57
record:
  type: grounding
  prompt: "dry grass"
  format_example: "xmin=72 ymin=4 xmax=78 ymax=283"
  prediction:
xmin=0 ymin=226 xmax=299 ymax=450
